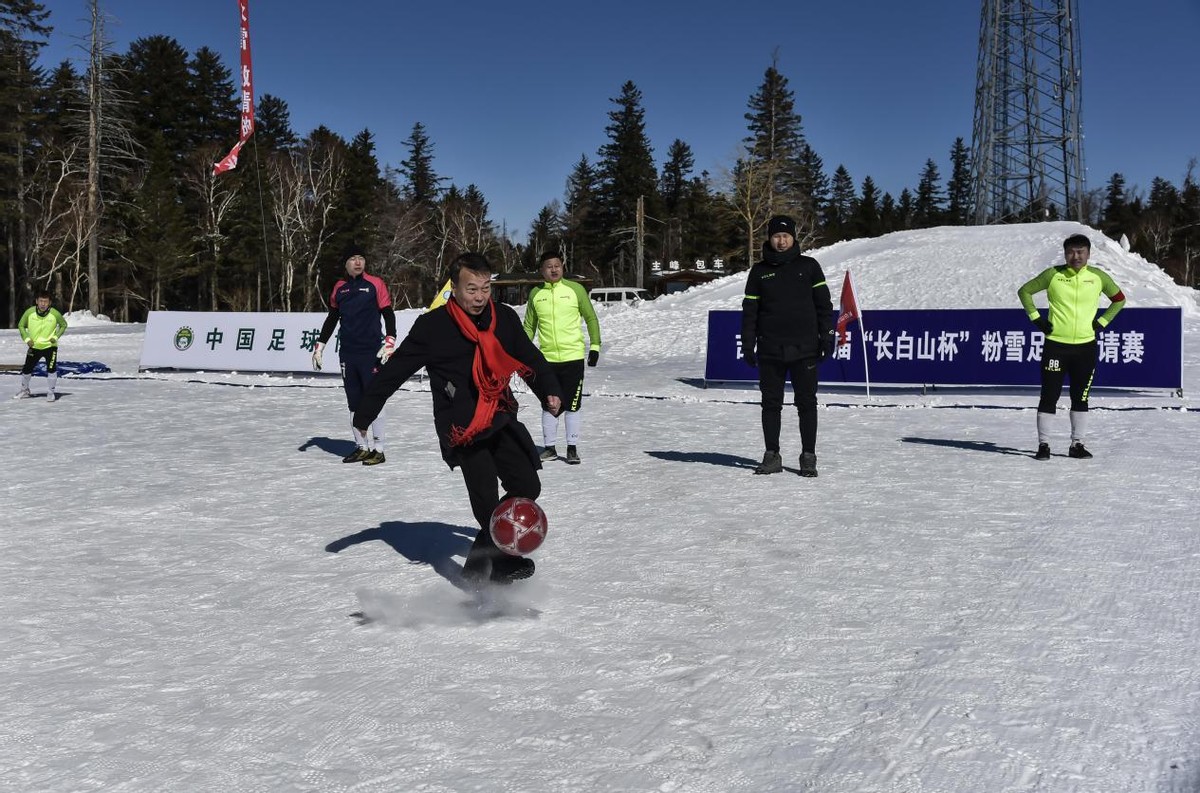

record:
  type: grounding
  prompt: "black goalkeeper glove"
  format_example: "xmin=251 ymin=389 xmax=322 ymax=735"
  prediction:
xmin=819 ymin=330 xmax=836 ymax=361
xmin=587 ymin=349 xmax=599 ymax=367
xmin=1033 ymin=316 xmax=1052 ymax=335
xmin=1092 ymin=319 xmax=1103 ymax=332
xmin=743 ymin=350 xmax=757 ymax=368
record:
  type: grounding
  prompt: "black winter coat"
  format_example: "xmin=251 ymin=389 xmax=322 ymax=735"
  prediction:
xmin=741 ymin=243 xmax=834 ymax=361
xmin=354 ymin=301 xmax=562 ymax=469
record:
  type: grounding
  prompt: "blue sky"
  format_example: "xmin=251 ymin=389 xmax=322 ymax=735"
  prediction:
xmin=40 ymin=0 xmax=1200 ymax=237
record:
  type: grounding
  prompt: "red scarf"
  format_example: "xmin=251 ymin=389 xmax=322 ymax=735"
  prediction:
xmin=446 ymin=298 xmax=531 ymax=446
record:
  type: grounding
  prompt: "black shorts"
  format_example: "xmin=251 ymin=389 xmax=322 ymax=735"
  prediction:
xmin=548 ymin=359 xmax=586 ymax=412
xmin=22 ymin=346 xmax=57 ymax=375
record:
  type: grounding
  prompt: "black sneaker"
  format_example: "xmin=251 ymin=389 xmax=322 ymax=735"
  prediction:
xmin=798 ymin=452 xmax=818 ymax=477
xmin=361 ymin=450 xmax=386 ymax=466
xmin=539 ymin=446 xmax=558 ymax=462
xmin=342 ymin=447 xmax=369 ymax=463
xmin=1034 ymin=443 xmax=1051 ymax=460
xmin=565 ymin=446 xmax=581 ymax=465
xmin=490 ymin=555 xmax=535 ymax=584
xmin=754 ymin=451 xmax=783 ymax=475
xmin=1068 ymin=442 xmax=1093 ymax=459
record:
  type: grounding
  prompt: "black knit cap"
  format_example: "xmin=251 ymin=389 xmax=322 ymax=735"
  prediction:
xmin=766 ymin=215 xmax=797 ymax=239
xmin=343 ymin=243 xmax=367 ymax=261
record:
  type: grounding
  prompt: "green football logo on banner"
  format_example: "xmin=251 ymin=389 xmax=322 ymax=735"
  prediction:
xmin=174 ymin=326 xmax=194 ymax=351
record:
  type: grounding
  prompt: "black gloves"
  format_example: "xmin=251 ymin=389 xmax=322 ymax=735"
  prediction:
xmin=1033 ymin=316 xmax=1052 ymax=335
xmin=1092 ymin=319 xmax=1103 ymax=332
xmin=743 ymin=350 xmax=757 ymax=367
xmin=587 ymin=349 xmax=599 ymax=367
xmin=819 ymin=330 xmax=836 ymax=361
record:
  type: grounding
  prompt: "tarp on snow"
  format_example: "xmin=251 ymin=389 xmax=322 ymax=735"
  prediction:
xmin=31 ymin=361 xmax=112 ymax=376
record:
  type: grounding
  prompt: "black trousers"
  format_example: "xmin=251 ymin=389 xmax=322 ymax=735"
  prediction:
xmin=758 ymin=356 xmax=819 ymax=454
xmin=339 ymin=351 xmax=379 ymax=412
xmin=21 ymin=346 xmax=57 ymax=374
xmin=1038 ymin=339 xmax=1096 ymax=413
xmin=458 ymin=422 xmax=542 ymax=559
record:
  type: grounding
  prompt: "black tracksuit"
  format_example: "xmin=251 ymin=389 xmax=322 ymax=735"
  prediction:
xmin=741 ymin=243 xmax=833 ymax=454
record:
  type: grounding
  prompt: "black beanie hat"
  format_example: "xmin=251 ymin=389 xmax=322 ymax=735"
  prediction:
xmin=766 ymin=215 xmax=797 ymax=239
xmin=343 ymin=243 xmax=367 ymax=262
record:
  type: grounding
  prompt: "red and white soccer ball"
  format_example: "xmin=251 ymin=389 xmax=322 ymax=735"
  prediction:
xmin=489 ymin=496 xmax=548 ymax=556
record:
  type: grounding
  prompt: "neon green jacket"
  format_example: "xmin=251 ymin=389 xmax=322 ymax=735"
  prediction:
xmin=1018 ymin=263 xmax=1126 ymax=344
xmin=523 ymin=279 xmax=601 ymax=363
xmin=18 ymin=306 xmax=68 ymax=350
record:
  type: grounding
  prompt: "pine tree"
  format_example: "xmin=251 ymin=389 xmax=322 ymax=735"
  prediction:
xmin=255 ymin=93 xmax=297 ymax=151
xmin=797 ymin=144 xmax=829 ymax=237
xmin=119 ymin=36 xmax=193 ymax=166
xmin=185 ymin=46 xmax=236 ymax=150
xmin=879 ymin=192 xmax=898 ymax=233
xmin=0 ymin=0 xmax=52 ymax=324
xmin=896 ymin=188 xmax=916 ymax=230
xmin=562 ymin=154 xmax=602 ymax=274
xmin=659 ymin=139 xmax=694 ymax=216
xmin=852 ymin=176 xmax=881 ymax=239
xmin=398 ymin=121 xmax=442 ymax=205
xmin=913 ymin=159 xmax=944 ymax=228
xmin=945 ymin=137 xmax=972 ymax=225
xmin=594 ymin=81 xmax=658 ymax=284
xmin=328 ymin=128 xmax=384 ymax=262
xmin=742 ymin=59 xmax=810 ymax=233
xmin=1099 ymin=173 xmax=1131 ymax=240
xmin=825 ymin=165 xmax=856 ymax=241
xmin=526 ymin=203 xmax=564 ymax=268
xmin=1179 ymin=165 xmax=1200 ymax=287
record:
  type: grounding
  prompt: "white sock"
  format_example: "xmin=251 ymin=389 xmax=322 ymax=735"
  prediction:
xmin=352 ymin=423 xmax=368 ymax=449
xmin=20 ymin=373 xmax=31 ymax=393
xmin=541 ymin=411 xmax=558 ymax=448
xmin=1036 ymin=412 xmax=1053 ymax=445
xmin=47 ymin=372 xmax=58 ymax=393
xmin=565 ymin=410 xmax=581 ymax=446
xmin=370 ymin=409 xmax=386 ymax=454
xmin=1069 ymin=410 xmax=1087 ymax=444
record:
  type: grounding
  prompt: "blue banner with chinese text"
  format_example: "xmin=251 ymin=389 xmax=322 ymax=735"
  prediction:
xmin=705 ymin=307 xmax=1182 ymax=389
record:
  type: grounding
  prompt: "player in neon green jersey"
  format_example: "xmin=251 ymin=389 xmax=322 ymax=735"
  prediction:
xmin=523 ymin=250 xmax=602 ymax=465
xmin=1018 ymin=233 xmax=1126 ymax=460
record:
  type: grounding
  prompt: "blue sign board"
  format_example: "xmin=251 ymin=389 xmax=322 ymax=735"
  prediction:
xmin=705 ymin=307 xmax=1183 ymax=389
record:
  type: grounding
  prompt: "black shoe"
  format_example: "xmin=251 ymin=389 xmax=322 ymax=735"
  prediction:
xmin=1068 ymin=442 xmax=1092 ymax=459
xmin=361 ymin=450 xmax=386 ymax=466
xmin=1034 ymin=443 xmax=1051 ymax=460
xmin=539 ymin=446 xmax=558 ymax=462
xmin=342 ymin=447 xmax=369 ymax=463
xmin=798 ymin=452 xmax=818 ymax=477
xmin=754 ymin=451 xmax=783 ymax=475
xmin=490 ymin=555 xmax=535 ymax=585
xmin=565 ymin=446 xmax=581 ymax=465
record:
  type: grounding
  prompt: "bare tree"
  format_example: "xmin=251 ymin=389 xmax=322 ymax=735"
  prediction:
xmin=375 ymin=200 xmax=433 ymax=308
xmin=26 ymin=137 xmax=91 ymax=308
xmin=267 ymin=141 xmax=344 ymax=311
xmin=182 ymin=144 xmax=240 ymax=310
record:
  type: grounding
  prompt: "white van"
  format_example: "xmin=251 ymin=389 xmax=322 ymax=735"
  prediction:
xmin=589 ymin=287 xmax=650 ymax=305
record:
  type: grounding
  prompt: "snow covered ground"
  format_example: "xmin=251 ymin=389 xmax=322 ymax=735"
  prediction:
xmin=2 ymin=221 xmax=1198 ymax=792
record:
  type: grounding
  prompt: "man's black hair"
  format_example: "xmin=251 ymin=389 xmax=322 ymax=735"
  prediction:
xmin=449 ymin=251 xmax=493 ymax=284
xmin=1063 ymin=233 xmax=1091 ymax=250
xmin=35 ymin=289 xmax=51 ymax=300
xmin=538 ymin=249 xmax=564 ymax=266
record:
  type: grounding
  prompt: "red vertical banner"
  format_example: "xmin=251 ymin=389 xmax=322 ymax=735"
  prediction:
xmin=836 ymin=270 xmax=860 ymax=346
xmin=213 ymin=0 xmax=254 ymax=175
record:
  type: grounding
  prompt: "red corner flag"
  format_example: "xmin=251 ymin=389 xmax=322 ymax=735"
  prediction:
xmin=836 ymin=270 xmax=860 ymax=346
xmin=213 ymin=0 xmax=255 ymax=175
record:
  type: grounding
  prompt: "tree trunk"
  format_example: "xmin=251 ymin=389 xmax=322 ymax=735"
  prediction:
xmin=86 ymin=0 xmax=102 ymax=316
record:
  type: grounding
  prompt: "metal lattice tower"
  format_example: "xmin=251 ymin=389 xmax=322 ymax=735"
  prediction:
xmin=971 ymin=0 xmax=1085 ymax=224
